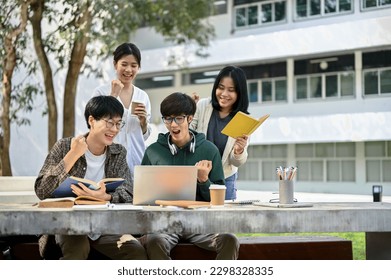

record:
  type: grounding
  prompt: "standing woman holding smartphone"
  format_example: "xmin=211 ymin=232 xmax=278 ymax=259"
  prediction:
xmin=94 ymin=43 xmax=152 ymax=177
xmin=190 ymin=66 xmax=250 ymax=200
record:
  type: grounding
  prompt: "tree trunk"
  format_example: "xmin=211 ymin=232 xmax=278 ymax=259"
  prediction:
xmin=1 ymin=1 xmax=30 ymax=176
xmin=30 ymin=0 xmax=58 ymax=150
xmin=62 ymin=2 xmax=92 ymax=138
xmin=1 ymin=2 xmax=30 ymax=175
xmin=1 ymin=52 xmax=13 ymax=176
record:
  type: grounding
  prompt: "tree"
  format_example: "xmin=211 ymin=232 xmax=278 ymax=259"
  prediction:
xmin=29 ymin=0 xmax=215 ymax=138
xmin=29 ymin=0 xmax=58 ymax=149
xmin=0 ymin=0 xmax=32 ymax=175
xmin=1 ymin=0 xmax=215 ymax=175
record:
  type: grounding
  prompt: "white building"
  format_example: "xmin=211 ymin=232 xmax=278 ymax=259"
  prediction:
xmin=130 ymin=0 xmax=391 ymax=195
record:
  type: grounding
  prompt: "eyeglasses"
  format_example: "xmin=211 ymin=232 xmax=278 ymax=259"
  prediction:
xmin=162 ymin=115 xmax=187 ymax=125
xmin=101 ymin=119 xmax=125 ymax=130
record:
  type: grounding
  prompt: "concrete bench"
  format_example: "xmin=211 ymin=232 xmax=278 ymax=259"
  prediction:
xmin=2 ymin=235 xmax=353 ymax=260
xmin=172 ymin=236 xmax=353 ymax=260
xmin=0 ymin=176 xmax=39 ymax=204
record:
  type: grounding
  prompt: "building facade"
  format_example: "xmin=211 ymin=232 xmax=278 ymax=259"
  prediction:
xmin=131 ymin=0 xmax=391 ymax=195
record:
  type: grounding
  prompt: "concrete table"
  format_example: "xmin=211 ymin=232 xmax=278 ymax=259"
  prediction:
xmin=1 ymin=202 xmax=390 ymax=259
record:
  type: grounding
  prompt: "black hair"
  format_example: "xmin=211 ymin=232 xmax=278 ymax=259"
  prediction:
xmin=84 ymin=96 xmax=124 ymax=129
xmin=113 ymin=42 xmax=141 ymax=67
xmin=160 ymin=92 xmax=196 ymax=117
xmin=211 ymin=65 xmax=249 ymax=115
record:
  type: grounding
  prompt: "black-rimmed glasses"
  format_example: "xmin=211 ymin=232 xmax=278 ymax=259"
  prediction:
xmin=162 ymin=115 xmax=187 ymax=125
xmin=102 ymin=119 xmax=125 ymax=130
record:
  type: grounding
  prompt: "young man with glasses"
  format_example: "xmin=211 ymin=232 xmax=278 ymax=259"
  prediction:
xmin=35 ymin=95 xmax=147 ymax=260
xmin=140 ymin=92 xmax=239 ymax=260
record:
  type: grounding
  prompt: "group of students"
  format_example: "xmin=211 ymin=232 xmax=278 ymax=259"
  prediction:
xmin=34 ymin=42 xmax=251 ymax=260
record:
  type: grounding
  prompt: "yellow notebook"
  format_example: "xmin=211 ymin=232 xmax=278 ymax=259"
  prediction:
xmin=221 ymin=111 xmax=270 ymax=138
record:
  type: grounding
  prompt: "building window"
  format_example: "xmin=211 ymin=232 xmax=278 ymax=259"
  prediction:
xmin=365 ymin=141 xmax=391 ymax=182
xmin=296 ymin=143 xmax=356 ymax=182
xmin=242 ymin=62 xmax=287 ymax=103
xmin=295 ymin=55 xmax=355 ymax=100
xmin=181 ymin=70 xmax=220 ymax=85
xmin=239 ymin=144 xmax=287 ymax=181
xmin=361 ymin=0 xmax=391 ymax=10
xmin=135 ymin=75 xmax=174 ymax=89
xmin=363 ymin=50 xmax=391 ymax=96
xmin=248 ymin=78 xmax=287 ymax=103
xmin=248 ymin=81 xmax=259 ymax=102
xmin=295 ymin=72 xmax=355 ymax=100
xmin=295 ymin=0 xmax=353 ymax=20
xmin=212 ymin=0 xmax=228 ymax=15
xmin=234 ymin=0 xmax=286 ymax=29
xmin=363 ymin=68 xmax=391 ymax=96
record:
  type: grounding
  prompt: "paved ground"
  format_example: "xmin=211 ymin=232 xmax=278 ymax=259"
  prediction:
xmin=236 ymin=190 xmax=391 ymax=203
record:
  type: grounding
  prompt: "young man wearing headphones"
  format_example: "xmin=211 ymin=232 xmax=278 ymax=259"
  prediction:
xmin=140 ymin=92 xmax=239 ymax=260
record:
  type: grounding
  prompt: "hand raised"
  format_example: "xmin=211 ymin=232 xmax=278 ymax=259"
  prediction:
xmin=195 ymin=160 xmax=212 ymax=183
xmin=191 ymin=92 xmax=200 ymax=103
xmin=70 ymin=135 xmax=88 ymax=158
xmin=111 ymin=79 xmax=124 ymax=97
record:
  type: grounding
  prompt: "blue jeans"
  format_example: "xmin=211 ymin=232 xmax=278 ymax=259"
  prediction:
xmin=225 ymin=173 xmax=238 ymax=200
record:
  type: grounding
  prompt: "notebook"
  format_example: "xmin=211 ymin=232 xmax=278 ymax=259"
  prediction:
xmin=133 ymin=165 xmax=198 ymax=205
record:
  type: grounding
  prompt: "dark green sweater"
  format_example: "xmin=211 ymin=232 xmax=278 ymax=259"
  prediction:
xmin=141 ymin=129 xmax=225 ymax=201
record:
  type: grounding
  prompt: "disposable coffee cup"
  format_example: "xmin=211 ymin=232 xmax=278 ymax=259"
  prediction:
xmin=209 ymin=185 xmax=226 ymax=206
xmin=279 ymin=180 xmax=294 ymax=204
xmin=131 ymin=101 xmax=143 ymax=115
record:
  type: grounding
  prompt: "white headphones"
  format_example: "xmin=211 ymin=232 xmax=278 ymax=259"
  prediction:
xmin=168 ymin=130 xmax=196 ymax=155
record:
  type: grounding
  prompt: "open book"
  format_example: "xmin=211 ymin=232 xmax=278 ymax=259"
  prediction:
xmin=53 ymin=176 xmax=125 ymax=198
xmin=221 ymin=111 xmax=270 ymax=138
xmin=38 ymin=196 xmax=107 ymax=208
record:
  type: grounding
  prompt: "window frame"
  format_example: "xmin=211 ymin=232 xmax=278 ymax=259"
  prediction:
xmin=361 ymin=0 xmax=391 ymax=11
xmin=234 ymin=0 xmax=287 ymax=29
xmin=365 ymin=141 xmax=391 ymax=183
xmin=296 ymin=143 xmax=356 ymax=182
xmin=248 ymin=77 xmax=288 ymax=103
xmin=294 ymin=0 xmax=354 ymax=21
xmin=295 ymin=71 xmax=355 ymax=101
xmin=363 ymin=67 xmax=391 ymax=97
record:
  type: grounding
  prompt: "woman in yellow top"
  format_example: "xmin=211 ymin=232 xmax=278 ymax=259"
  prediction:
xmin=190 ymin=66 xmax=249 ymax=200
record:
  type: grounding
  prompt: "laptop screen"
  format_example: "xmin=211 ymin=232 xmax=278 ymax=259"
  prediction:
xmin=133 ymin=165 xmax=198 ymax=205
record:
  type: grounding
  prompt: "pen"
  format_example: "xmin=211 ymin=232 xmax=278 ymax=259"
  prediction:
xmin=288 ymin=167 xmax=297 ymax=180
xmin=276 ymin=166 xmax=298 ymax=180
xmin=277 ymin=166 xmax=284 ymax=180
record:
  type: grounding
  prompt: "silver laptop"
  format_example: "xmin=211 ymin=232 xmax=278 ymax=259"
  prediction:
xmin=133 ymin=165 xmax=198 ymax=205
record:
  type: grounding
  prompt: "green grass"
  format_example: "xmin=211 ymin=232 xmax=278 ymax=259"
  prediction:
xmin=237 ymin=232 xmax=365 ymax=260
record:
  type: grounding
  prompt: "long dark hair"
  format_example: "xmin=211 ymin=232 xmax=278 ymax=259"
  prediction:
xmin=211 ymin=65 xmax=249 ymax=115
xmin=113 ymin=43 xmax=141 ymax=67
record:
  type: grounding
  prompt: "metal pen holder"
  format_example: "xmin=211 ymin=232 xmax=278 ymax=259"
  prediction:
xmin=279 ymin=180 xmax=294 ymax=204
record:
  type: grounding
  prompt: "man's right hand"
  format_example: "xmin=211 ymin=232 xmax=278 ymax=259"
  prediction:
xmin=70 ymin=135 xmax=88 ymax=159
xmin=64 ymin=135 xmax=88 ymax=173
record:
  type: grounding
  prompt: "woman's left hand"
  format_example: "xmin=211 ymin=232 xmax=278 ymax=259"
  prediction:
xmin=134 ymin=103 xmax=148 ymax=133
